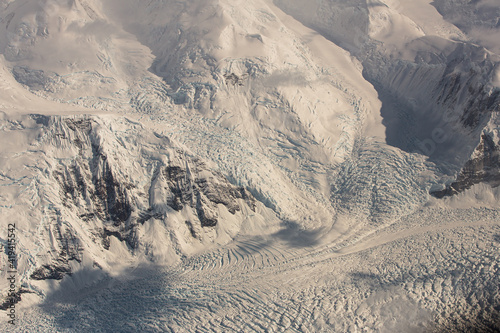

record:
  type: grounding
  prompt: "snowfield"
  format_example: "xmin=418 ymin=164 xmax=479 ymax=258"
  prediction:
xmin=0 ymin=0 xmax=499 ymax=332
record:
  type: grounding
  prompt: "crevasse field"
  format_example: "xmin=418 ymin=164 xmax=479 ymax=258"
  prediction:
xmin=0 ymin=0 xmax=499 ymax=332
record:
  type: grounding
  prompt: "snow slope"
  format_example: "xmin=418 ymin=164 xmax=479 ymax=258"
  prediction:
xmin=276 ymin=0 xmax=500 ymax=192
xmin=0 ymin=0 xmax=499 ymax=331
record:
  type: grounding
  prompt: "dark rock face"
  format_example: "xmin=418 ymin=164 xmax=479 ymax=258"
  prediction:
xmin=164 ymin=165 xmax=190 ymax=211
xmin=431 ymin=134 xmax=500 ymax=198
xmin=29 ymin=210 xmax=83 ymax=280
xmin=223 ymin=73 xmax=246 ymax=86
xmin=30 ymin=117 xmax=134 ymax=280
xmin=194 ymin=175 xmax=255 ymax=214
xmin=30 ymin=260 xmax=72 ymax=280
xmin=51 ymin=118 xmax=132 ymax=226
xmin=0 ymin=289 xmax=32 ymax=311
xmin=28 ymin=114 xmax=258 ymax=281
xmin=434 ymin=45 xmax=500 ymax=130
xmin=90 ymin=147 xmax=132 ymax=225
xmin=427 ymin=45 xmax=500 ymax=198
xmin=161 ymin=162 xmax=256 ymax=227
xmin=196 ymin=192 xmax=219 ymax=227
xmin=101 ymin=228 xmax=137 ymax=250
xmin=460 ymin=89 xmax=500 ymax=128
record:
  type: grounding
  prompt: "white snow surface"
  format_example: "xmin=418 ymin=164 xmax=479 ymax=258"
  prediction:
xmin=0 ymin=0 xmax=499 ymax=332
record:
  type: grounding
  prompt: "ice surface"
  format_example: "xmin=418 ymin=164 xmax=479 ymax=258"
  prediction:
xmin=0 ymin=0 xmax=499 ymax=331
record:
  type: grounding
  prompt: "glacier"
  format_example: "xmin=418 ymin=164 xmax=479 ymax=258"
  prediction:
xmin=0 ymin=0 xmax=499 ymax=332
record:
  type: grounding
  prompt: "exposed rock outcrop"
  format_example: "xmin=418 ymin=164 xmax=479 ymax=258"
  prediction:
xmin=431 ymin=133 xmax=500 ymax=197
xmin=25 ymin=114 xmax=259 ymax=280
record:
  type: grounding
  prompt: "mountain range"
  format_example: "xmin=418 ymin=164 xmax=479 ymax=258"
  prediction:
xmin=1 ymin=0 xmax=499 ymax=331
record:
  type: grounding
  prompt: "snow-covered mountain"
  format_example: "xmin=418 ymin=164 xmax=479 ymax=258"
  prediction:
xmin=276 ymin=0 xmax=500 ymax=193
xmin=1 ymin=0 xmax=499 ymax=331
